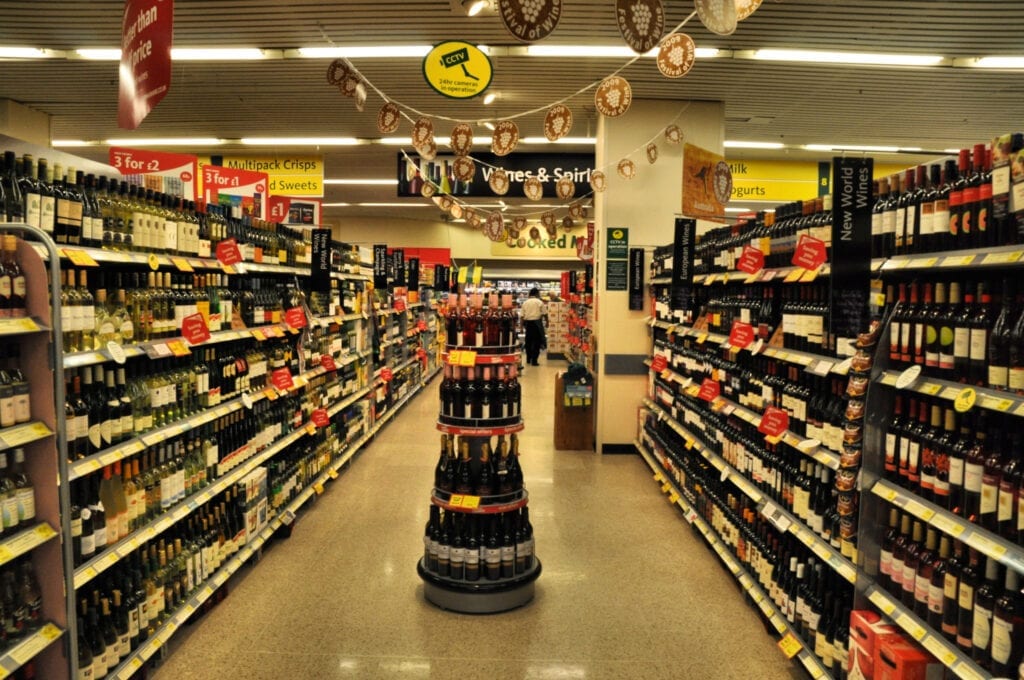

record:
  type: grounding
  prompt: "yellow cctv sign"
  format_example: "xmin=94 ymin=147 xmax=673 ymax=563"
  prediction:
xmin=423 ymin=41 xmax=493 ymax=99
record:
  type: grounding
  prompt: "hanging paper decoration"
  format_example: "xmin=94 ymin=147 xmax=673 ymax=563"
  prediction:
xmin=712 ymin=161 xmax=734 ymax=205
xmin=544 ymin=105 xmax=573 ymax=141
xmin=512 ymin=217 xmax=527 ymax=236
xmin=657 ymin=33 xmax=696 ymax=78
xmin=412 ymin=118 xmax=435 ymax=156
xmin=736 ymin=0 xmax=763 ymax=21
xmin=616 ymin=0 xmax=665 ymax=54
xmin=517 ymin=237 xmax=527 ymax=247
xmin=590 ymin=170 xmax=608 ymax=193
xmin=695 ymin=0 xmax=738 ymax=36
xmin=339 ymin=73 xmax=362 ymax=97
xmin=664 ymin=125 xmax=682 ymax=145
xmin=617 ymin=159 xmax=637 ymax=179
xmin=529 ymin=226 xmax=542 ymax=241
xmin=498 ymin=0 xmax=563 ymax=43
xmin=646 ymin=143 xmax=659 ymax=164
xmin=569 ymin=201 xmax=585 ymax=219
xmin=450 ymin=123 xmax=473 ymax=156
xmin=491 ymin=120 xmax=520 ymax=156
xmin=416 ymin=138 xmax=438 ymax=161
xmin=488 ymin=168 xmax=511 ymax=195
xmin=421 ymin=181 xmax=436 ymax=198
xmin=436 ymin=195 xmax=455 ymax=213
xmin=541 ymin=212 xmax=557 ymax=230
xmin=450 ymin=203 xmax=464 ymax=219
xmin=453 ymin=156 xmax=476 ymax=182
xmin=464 ymin=206 xmax=479 ymax=227
xmin=562 ymin=215 xmax=575 ymax=230
xmin=595 ymin=76 xmax=633 ymax=117
xmin=523 ymin=177 xmax=544 ymax=201
xmin=485 ymin=212 xmax=506 ymax=241
xmin=377 ymin=102 xmax=401 ymax=133
xmin=326 ymin=59 xmax=350 ymax=85
xmin=354 ymin=82 xmax=367 ymax=111
xmin=556 ymin=175 xmax=575 ymax=199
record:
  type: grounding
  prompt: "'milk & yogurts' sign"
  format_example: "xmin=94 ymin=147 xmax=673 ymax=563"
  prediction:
xmin=118 ymin=0 xmax=174 ymax=129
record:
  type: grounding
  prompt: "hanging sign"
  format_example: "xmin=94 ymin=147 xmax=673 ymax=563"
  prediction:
xmin=422 ymin=41 xmax=493 ymax=99
xmin=791 ymin=234 xmax=828 ymax=271
xmin=670 ymin=218 xmax=697 ymax=313
xmin=202 ymin=165 xmax=268 ymax=218
xmin=682 ymin=143 xmax=730 ymax=221
xmin=203 ymin=154 xmax=323 ymax=197
xmin=607 ymin=228 xmax=629 ymax=259
xmin=118 ymin=0 xmax=173 ymax=129
xmin=629 ymin=247 xmax=645 ymax=310
xmin=736 ymin=246 xmax=765 ymax=275
xmin=830 ymin=156 xmax=873 ymax=356
xmin=109 ymin=147 xmax=197 ymax=200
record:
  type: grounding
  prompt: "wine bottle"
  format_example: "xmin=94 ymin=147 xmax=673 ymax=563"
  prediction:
xmin=971 ymin=556 xmax=1000 ymax=669
xmin=990 ymin=568 xmax=1022 ymax=676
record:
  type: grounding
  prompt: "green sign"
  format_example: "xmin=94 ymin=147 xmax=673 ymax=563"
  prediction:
xmin=607 ymin=227 xmax=629 ymax=259
xmin=606 ymin=260 xmax=628 ymax=291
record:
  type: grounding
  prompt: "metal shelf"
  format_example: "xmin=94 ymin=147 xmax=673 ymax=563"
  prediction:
xmin=880 ymin=243 xmax=1024 ymax=273
xmin=0 ymin=317 xmax=49 ymax=337
xmin=0 ymin=623 xmax=64 ymax=677
xmin=0 ymin=422 xmax=52 ymax=453
xmin=692 ymin=263 xmax=831 ymax=286
xmin=0 ymin=522 xmax=58 ymax=567
xmin=871 ymin=479 xmax=1024 ymax=575
xmin=876 ymin=369 xmax=1024 ymax=419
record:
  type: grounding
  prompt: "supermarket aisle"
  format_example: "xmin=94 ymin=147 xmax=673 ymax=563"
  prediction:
xmin=154 ymin=360 xmax=798 ymax=680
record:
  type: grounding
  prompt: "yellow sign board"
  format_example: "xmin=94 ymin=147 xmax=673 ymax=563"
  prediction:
xmin=198 ymin=155 xmax=324 ymax=197
xmin=725 ymin=160 xmax=926 ymax=204
xmin=423 ymin=41 xmax=493 ymax=99
xmin=489 ymin=230 xmax=584 ymax=258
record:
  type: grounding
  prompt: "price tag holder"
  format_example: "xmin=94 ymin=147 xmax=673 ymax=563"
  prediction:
xmin=106 ymin=341 xmax=128 ymax=365
xmin=62 ymin=248 xmax=99 ymax=267
xmin=313 ymin=482 xmax=325 ymax=495
xmin=777 ymin=632 xmax=803 ymax=659
xmin=167 ymin=340 xmax=191 ymax=357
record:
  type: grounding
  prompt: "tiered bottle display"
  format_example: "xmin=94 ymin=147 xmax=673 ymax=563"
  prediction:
xmin=417 ymin=290 xmax=540 ymax=612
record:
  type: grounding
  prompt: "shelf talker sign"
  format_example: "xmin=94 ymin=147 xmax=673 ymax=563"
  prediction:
xmin=423 ymin=41 xmax=493 ymax=99
xmin=118 ymin=0 xmax=173 ymax=129
xmin=202 ymin=165 xmax=268 ymax=218
xmin=109 ymin=147 xmax=197 ymax=200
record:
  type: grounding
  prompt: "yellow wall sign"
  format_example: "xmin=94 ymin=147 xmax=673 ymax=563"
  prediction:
xmin=423 ymin=41 xmax=493 ymax=99
xmin=198 ymin=155 xmax=324 ymax=197
xmin=489 ymin=230 xmax=584 ymax=258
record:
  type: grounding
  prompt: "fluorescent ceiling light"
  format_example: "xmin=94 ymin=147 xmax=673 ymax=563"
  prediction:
xmin=52 ymin=140 xmax=94 ymax=147
xmin=958 ymin=56 xmax=1024 ymax=68
xmin=463 ymin=0 xmax=488 ymax=16
xmin=75 ymin=48 xmax=122 ymax=60
xmin=725 ymin=207 xmax=756 ymax=213
xmin=482 ymin=122 xmax=496 ymax=131
xmin=525 ymin=45 xmax=721 ymax=59
xmin=521 ymin=137 xmax=596 ymax=145
xmin=172 ymin=48 xmax=269 ymax=60
xmin=483 ymin=93 xmax=497 ymax=105
xmin=324 ymin=179 xmax=397 ymax=185
xmin=0 ymin=47 xmax=50 ymax=59
xmin=724 ymin=140 xmax=784 ymax=149
xmin=322 ymin=202 xmax=352 ymax=207
xmin=944 ymin=148 xmax=961 ymax=154
xmin=357 ymin=202 xmax=433 ymax=207
xmin=240 ymin=137 xmax=361 ymax=146
xmin=804 ymin=144 xmax=903 ymax=153
xmin=747 ymin=49 xmax=943 ymax=67
xmin=297 ymin=46 xmax=431 ymax=59
xmin=104 ymin=137 xmax=225 ymax=146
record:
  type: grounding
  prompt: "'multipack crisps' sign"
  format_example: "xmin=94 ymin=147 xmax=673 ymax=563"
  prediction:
xmin=200 ymin=155 xmax=323 ymax=198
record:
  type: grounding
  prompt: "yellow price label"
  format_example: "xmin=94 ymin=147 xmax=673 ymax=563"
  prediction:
xmin=219 ymin=262 xmax=237 ymax=275
xmin=33 ymin=524 xmax=56 ymax=540
xmin=777 ymin=632 xmax=803 ymax=658
xmin=458 ymin=351 xmax=478 ymax=367
xmin=703 ymin=274 xmax=717 ymax=286
xmin=784 ymin=268 xmax=805 ymax=283
xmin=167 ymin=340 xmax=191 ymax=356
xmin=954 ymin=387 xmax=977 ymax=413
xmin=968 ymin=533 xmax=1008 ymax=558
xmin=171 ymin=257 xmax=194 ymax=272
xmin=472 ymin=265 xmax=483 ymax=285
xmin=313 ymin=482 xmax=324 ymax=495
xmin=668 ymin=492 xmax=680 ymax=503
xmin=148 ymin=253 xmax=161 ymax=271
xmin=449 ymin=494 xmax=464 ymax=507
xmin=981 ymin=395 xmax=1014 ymax=412
xmin=919 ymin=382 xmax=942 ymax=396
xmin=696 ymin=333 xmax=708 ymax=345
xmin=457 ymin=266 xmax=468 ymax=284
xmin=251 ymin=329 xmax=267 ymax=341
xmin=942 ymin=255 xmax=975 ymax=267
xmin=799 ymin=268 xmax=820 ymax=283
xmin=305 ymin=422 xmax=316 ymax=435
xmin=461 ymin=495 xmax=480 ymax=509
xmin=328 ymin=469 xmax=339 ymax=480
xmin=62 ymin=248 xmax=99 ymax=267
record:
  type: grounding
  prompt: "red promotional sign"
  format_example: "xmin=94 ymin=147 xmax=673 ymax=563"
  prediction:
xmin=109 ymin=147 xmax=198 ymax=199
xmin=320 ymin=354 xmax=337 ymax=371
xmin=728 ymin=320 xmax=755 ymax=349
xmin=651 ymin=355 xmax=668 ymax=373
xmin=698 ymin=378 xmax=720 ymax=402
xmin=181 ymin=313 xmax=210 ymax=345
xmin=381 ymin=367 xmax=394 ymax=382
xmin=737 ymin=246 xmax=765 ymax=275
xmin=416 ymin=319 xmax=428 ymax=332
xmin=758 ymin=406 xmax=790 ymax=438
xmin=311 ymin=408 xmax=330 ymax=428
xmin=285 ymin=307 xmax=307 ymax=329
xmin=118 ymin=0 xmax=174 ymax=129
xmin=215 ymin=238 xmax=243 ymax=266
xmin=394 ymin=299 xmax=407 ymax=312
xmin=202 ymin=165 xmax=268 ymax=214
xmin=791 ymin=234 xmax=828 ymax=271
xmin=271 ymin=368 xmax=294 ymax=392
xmin=267 ymin=196 xmax=292 ymax=223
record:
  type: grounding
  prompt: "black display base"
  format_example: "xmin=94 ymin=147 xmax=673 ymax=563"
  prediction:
xmin=416 ymin=557 xmax=541 ymax=614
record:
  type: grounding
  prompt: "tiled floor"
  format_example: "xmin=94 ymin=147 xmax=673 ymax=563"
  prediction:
xmin=154 ymin=359 xmax=799 ymax=680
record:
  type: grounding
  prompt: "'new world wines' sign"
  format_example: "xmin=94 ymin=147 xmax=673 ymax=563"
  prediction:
xmin=397 ymin=152 xmax=594 ymax=199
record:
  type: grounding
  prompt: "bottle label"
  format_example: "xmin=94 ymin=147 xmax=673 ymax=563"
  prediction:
xmin=920 ymin=202 xmax=934 ymax=235
xmin=24 ymin=193 xmax=41 ymax=229
xmin=1011 ymin=367 xmax=1024 ymax=392
xmin=81 ymin=531 xmax=95 ymax=556
xmin=958 ymin=582 xmax=974 ymax=610
xmin=972 ymin=605 xmax=992 ymax=651
xmin=953 ymin=328 xmax=970 ymax=359
xmin=991 ymin=615 xmax=1015 ymax=664
xmin=15 ymin=488 xmax=33 ymax=523
xmin=981 ymin=476 xmax=999 ymax=514
xmin=928 ymin=582 xmax=944 ymax=614
xmin=40 ymin=196 xmax=55 ymax=233
xmin=964 ymin=462 xmax=983 ymax=492
xmin=989 ymin=364 xmax=1009 ymax=387
xmin=997 ymin=482 xmax=1014 ymax=522
xmin=12 ymin=276 xmax=25 ymax=299
xmin=944 ymin=573 xmax=957 ymax=600
xmin=1 ymin=496 xmax=16 ymax=530
xmin=969 ymin=328 xmax=987 ymax=361
xmin=949 ymin=457 xmax=964 ymax=487
xmin=0 ymin=275 xmax=11 ymax=300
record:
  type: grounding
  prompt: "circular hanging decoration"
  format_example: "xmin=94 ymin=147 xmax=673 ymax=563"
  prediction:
xmin=377 ymin=102 xmax=401 ymax=133
xmin=491 ymin=120 xmax=520 ymax=156
xmin=488 ymin=168 xmax=511 ymax=195
xmin=412 ymin=117 xmax=434 ymax=148
xmin=512 ymin=216 xmax=528 ymax=233
xmin=712 ymin=160 xmax=734 ymax=204
xmin=438 ymin=195 xmax=455 ymax=213
xmin=354 ymin=82 xmax=367 ymax=111
xmin=453 ymin=156 xmax=476 ymax=183
xmin=529 ymin=226 xmax=542 ymax=241
xmin=506 ymin=237 xmax=516 ymax=247
xmin=450 ymin=202 xmax=464 ymax=219
xmin=736 ymin=0 xmax=763 ymax=21
xmin=464 ymin=207 xmax=480 ymax=227
xmin=498 ymin=0 xmax=563 ymax=43
xmin=664 ymin=125 xmax=682 ymax=145
xmin=646 ymin=143 xmax=659 ymax=164
xmin=616 ymin=0 xmax=665 ymax=54
xmin=544 ymin=105 xmax=573 ymax=141
xmin=415 ymin=138 xmax=437 ymax=161
xmin=326 ymin=59 xmax=350 ymax=85
xmin=617 ymin=159 xmax=637 ymax=180
xmin=421 ymin=181 xmax=436 ymax=198
xmin=562 ymin=215 xmax=575 ymax=230
xmin=541 ymin=212 xmax=557 ymax=229
xmin=450 ymin=123 xmax=473 ymax=156
xmin=556 ymin=175 xmax=575 ymax=200
xmin=569 ymin=201 xmax=585 ymax=219
xmin=595 ymin=76 xmax=633 ymax=117
xmin=657 ymin=33 xmax=696 ymax=78
xmin=485 ymin=212 xmax=506 ymax=241
xmin=590 ymin=170 xmax=608 ymax=193
xmin=339 ymin=74 xmax=361 ymax=98
xmin=524 ymin=176 xmax=544 ymax=201
xmin=695 ymin=0 xmax=738 ymax=36
xmin=546 ymin=224 xmax=558 ymax=238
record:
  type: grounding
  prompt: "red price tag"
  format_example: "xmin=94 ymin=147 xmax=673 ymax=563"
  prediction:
xmin=216 ymin=238 xmax=243 ymax=266
xmin=737 ymin=246 xmax=765 ymax=275
xmin=320 ymin=355 xmax=337 ymax=371
xmin=651 ymin=355 xmax=668 ymax=373
xmin=311 ymin=408 xmax=330 ymax=428
xmin=271 ymin=368 xmax=295 ymax=391
xmin=394 ymin=299 xmax=407 ymax=312
xmin=285 ymin=307 xmax=307 ymax=329
xmin=791 ymin=234 xmax=827 ymax=271
xmin=728 ymin=320 xmax=755 ymax=349
xmin=381 ymin=367 xmax=393 ymax=382
xmin=181 ymin=313 xmax=211 ymax=345
xmin=417 ymin=319 xmax=428 ymax=332
xmin=698 ymin=378 xmax=720 ymax=402
xmin=758 ymin=406 xmax=790 ymax=438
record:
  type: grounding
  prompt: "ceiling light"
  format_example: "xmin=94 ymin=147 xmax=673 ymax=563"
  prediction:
xmin=525 ymin=45 xmax=722 ymax=59
xmin=744 ymin=49 xmax=944 ymax=67
xmin=51 ymin=140 xmax=94 ymax=147
xmin=240 ymin=137 xmax=361 ymax=146
xmin=462 ymin=0 xmax=488 ymax=16
xmin=803 ymin=144 xmax=903 ymax=153
xmin=171 ymin=48 xmax=269 ymax=60
xmin=724 ymin=140 xmax=785 ymax=149
xmin=324 ymin=179 xmax=398 ymax=185
xmin=104 ymin=137 xmax=225 ymax=146
xmin=957 ymin=56 xmax=1024 ymax=68
xmin=74 ymin=48 xmax=122 ymax=60
xmin=322 ymin=202 xmax=352 ymax=207
xmin=725 ymin=207 xmax=757 ymax=213
xmin=521 ymin=137 xmax=596 ymax=145
xmin=357 ymin=202 xmax=433 ymax=207
xmin=483 ymin=93 xmax=497 ymax=105
xmin=482 ymin=122 xmax=496 ymax=131
xmin=296 ymin=46 xmax=432 ymax=59
xmin=0 ymin=47 xmax=51 ymax=59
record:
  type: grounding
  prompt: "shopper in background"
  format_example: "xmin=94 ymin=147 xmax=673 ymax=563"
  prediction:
xmin=521 ymin=288 xmax=546 ymax=367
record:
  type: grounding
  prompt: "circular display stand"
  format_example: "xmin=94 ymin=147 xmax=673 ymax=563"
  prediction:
xmin=431 ymin=488 xmax=528 ymax=514
xmin=417 ymin=558 xmax=542 ymax=614
xmin=443 ymin=348 xmax=520 ymax=364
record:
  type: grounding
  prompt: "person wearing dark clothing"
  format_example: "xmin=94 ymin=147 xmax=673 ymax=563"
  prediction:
xmin=521 ymin=287 xmax=546 ymax=366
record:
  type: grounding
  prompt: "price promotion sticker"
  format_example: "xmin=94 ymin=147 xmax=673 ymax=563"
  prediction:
xmin=320 ymin=355 xmax=337 ymax=371
xmin=728 ymin=320 xmax=755 ymax=350
xmin=216 ymin=239 xmax=243 ymax=267
xmin=651 ymin=355 xmax=668 ymax=373
xmin=171 ymin=257 xmax=194 ymax=272
xmin=381 ymin=367 xmax=394 ymax=382
xmin=285 ymin=307 xmax=307 ymax=329
xmin=457 ymin=351 xmax=477 ymax=367
xmin=777 ymin=632 xmax=803 ymax=659
xmin=312 ymin=408 xmax=330 ymax=428
xmin=417 ymin=319 xmax=428 ymax=332
xmin=954 ymin=387 xmax=977 ymax=413
xmin=698 ymin=378 xmax=721 ymax=402
xmin=394 ymin=298 xmax=407 ymax=313
xmin=791 ymin=234 xmax=828 ymax=271
xmin=63 ymin=249 xmax=99 ymax=267
xmin=167 ymin=340 xmax=191 ymax=357
xmin=758 ymin=406 xmax=790 ymax=439
xmin=148 ymin=253 xmax=161 ymax=271
xmin=736 ymin=245 xmax=765 ymax=275
xmin=271 ymin=368 xmax=295 ymax=391
xmin=181 ymin=313 xmax=211 ymax=345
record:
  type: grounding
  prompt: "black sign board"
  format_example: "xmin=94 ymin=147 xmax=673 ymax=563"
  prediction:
xmin=373 ymin=244 xmax=388 ymax=289
xmin=606 ymin=260 xmax=628 ymax=291
xmin=397 ymin=152 xmax=594 ymax=199
xmin=830 ymin=156 xmax=874 ymax=355
xmin=670 ymin=218 xmax=696 ymax=312
xmin=584 ymin=263 xmax=593 ymax=294
xmin=629 ymin=248 xmax=644 ymax=311
xmin=408 ymin=257 xmax=420 ymax=289
xmin=568 ymin=270 xmax=577 ymax=294
xmin=310 ymin=229 xmax=332 ymax=293
xmin=392 ymin=249 xmax=406 ymax=287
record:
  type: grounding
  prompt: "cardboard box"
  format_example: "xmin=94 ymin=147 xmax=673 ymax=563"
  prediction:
xmin=849 ymin=610 xmax=897 ymax=679
xmin=873 ymin=633 xmax=943 ymax=680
